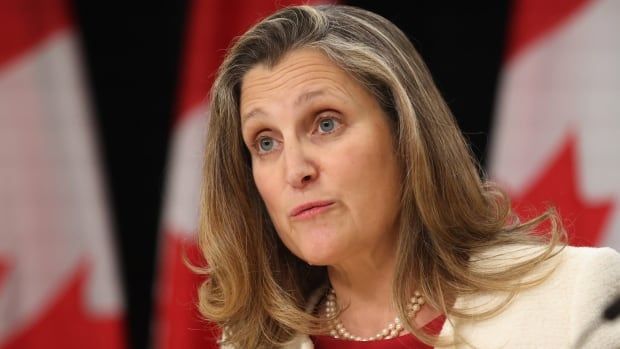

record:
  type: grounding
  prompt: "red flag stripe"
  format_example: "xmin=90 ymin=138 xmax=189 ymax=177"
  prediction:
xmin=504 ymin=0 xmax=591 ymax=62
xmin=155 ymin=233 xmax=218 ymax=349
xmin=0 ymin=0 xmax=71 ymax=68
xmin=0 ymin=259 xmax=7 ymax=291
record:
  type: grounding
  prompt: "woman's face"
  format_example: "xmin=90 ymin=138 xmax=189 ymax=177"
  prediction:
xmin=240 ymin=48 xmax=402 ymax=266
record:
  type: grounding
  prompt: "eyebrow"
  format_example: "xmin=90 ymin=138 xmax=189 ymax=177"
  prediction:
xmin=241 ymin=89 xmax=336 ymax=123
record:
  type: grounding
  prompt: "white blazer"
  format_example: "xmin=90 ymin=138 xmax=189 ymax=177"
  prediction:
xmin=222 ymin=246 xmax=620 ymax=348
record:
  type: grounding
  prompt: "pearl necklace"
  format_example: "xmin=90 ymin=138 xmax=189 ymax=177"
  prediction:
xmin=324 ymin=288 xmax=425 ymax=341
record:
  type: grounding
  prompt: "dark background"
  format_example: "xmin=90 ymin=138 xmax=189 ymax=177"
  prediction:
xmin=72 ymin=2 xmax=511 ymax=348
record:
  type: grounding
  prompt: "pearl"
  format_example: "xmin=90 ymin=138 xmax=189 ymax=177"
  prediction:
xmin=325 ymin=287 xmax=424 ymax=341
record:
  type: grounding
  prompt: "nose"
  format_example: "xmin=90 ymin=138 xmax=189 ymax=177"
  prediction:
xmin=284 ymin=140 xmax=318 ymax=189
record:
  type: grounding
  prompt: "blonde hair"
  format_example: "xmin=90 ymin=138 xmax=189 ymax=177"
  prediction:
xmin=197 ymin=4 xmax=565 ymax=348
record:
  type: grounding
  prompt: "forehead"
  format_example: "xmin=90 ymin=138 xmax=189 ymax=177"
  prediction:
xmin=239 ymin=48 xmax=368 ymax=116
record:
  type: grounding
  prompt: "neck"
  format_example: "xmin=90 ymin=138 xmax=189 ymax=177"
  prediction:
xmin=326 ymin=245 xmax=399 ymax=337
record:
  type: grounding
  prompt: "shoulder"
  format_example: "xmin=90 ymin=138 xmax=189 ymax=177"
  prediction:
xmin=559 ymin=244 xmax=620 ymax=270
xmin=526 ymin=245 xmax=620 ymax=297
xmin=554 ymin=246 xmax=620 ymax=348
xmin=441 ymin=245 xmax=620 ymax=348
xmin=525 ymin=244 xmax=620 ymax=285
xmin=469 ymin=243 xmax=619 ymax=282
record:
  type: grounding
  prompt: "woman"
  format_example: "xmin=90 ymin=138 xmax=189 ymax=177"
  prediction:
xmin=196 ymin=4 xmax=620 ymax=348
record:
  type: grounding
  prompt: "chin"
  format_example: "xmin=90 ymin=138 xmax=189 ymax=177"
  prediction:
xmin=299 ymin=253 xmax=336 ymax=267
xmin=282 ymin=225 xmax=346 ymax=265
xmin=296 ymin=243 xmax=343 ymax=266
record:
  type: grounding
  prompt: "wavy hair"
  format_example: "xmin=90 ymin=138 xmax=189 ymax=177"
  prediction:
xmin=196 ymin=4 xmax=565 ymax=348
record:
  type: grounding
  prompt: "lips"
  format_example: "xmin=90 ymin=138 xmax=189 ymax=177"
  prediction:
xmin=290 ymin=201 xmax=334 ymax=218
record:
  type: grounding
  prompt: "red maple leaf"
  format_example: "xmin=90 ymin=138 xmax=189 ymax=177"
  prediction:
xmin=511 ymin=134 xmax=614 ymax=246
xmin=1 ymin=262 xmax=126 ymax=349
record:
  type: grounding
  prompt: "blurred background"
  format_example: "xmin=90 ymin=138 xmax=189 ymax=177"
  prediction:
xmin=1 ymin=0 xmax=618 ymax=349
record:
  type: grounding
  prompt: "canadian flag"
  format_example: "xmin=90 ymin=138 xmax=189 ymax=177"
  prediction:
xmin=0 ymin=0 xmax=126 ymax=349
xmin=490 ymin=0 xmax=620 ymax=249
xmin=152 ymin=1 xmax=325 ymax=348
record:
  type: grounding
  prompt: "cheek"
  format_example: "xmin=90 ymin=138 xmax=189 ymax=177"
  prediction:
xmin=253 ymin=169 xmax=299 ymax=253
xmin=333 ymin=137 xmax=398 ymax=184
xmin=330 ymin=134 xmax=401 ymax=214
xmin=253 ymin=167 xmax=272 ymax=204
xmin=252 ymin=165 xmax=283 ymax=222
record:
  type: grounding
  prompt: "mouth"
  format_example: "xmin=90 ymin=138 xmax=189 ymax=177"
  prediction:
xmin=290 ymin=201 xmax=335 ymax=219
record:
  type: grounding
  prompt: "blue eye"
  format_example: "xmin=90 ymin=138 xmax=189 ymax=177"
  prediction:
xmin=258 ymin=137 xmax=275 ymax=152
xmin=318 ymin=118 xmax=336 ymax=133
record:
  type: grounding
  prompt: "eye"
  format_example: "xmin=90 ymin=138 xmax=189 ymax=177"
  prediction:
xmin=316 ymin=116 xmax=342 ymax=134
xmin=254 ymin=136 xmax=279 ymax=154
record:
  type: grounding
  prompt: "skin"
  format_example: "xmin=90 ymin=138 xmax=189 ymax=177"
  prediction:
xmin=240 ymin=48 xmax=438 ymax=337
